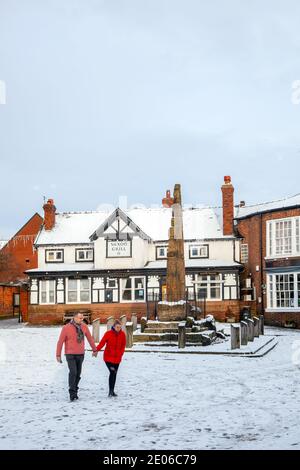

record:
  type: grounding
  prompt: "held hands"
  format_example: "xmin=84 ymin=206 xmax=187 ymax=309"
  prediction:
xmin=56 ymin=356 xmax=62 ymax=363
xmin=92 ymin=351 xmax=98 ymax=357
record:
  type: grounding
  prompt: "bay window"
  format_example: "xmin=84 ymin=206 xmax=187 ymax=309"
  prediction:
xmin=267 ymin=217 xmax=300 ymax=257
xmin=267 ymin=273 xmax=300 ymax=310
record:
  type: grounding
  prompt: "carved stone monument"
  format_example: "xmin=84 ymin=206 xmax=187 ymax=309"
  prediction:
xmin=157 ymin=184 xmax=188 ymax=321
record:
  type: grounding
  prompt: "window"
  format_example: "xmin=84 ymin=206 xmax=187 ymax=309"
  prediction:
xmin=107 ymin=279 xmax=116 ymax=288
xmin=76 ymin=248 xmax=94 ymax=262
xmin=40 ymin=280 xmax=55 ymax=304
xmin=91 ymin=277 xmax=118 ymax=303
xmin=194 ymin=274 xmax=222 ymax=300
xmin=45 ymin=249 xmax=64 ymax=263
xmin=240 ymin=244 xmax=249 ymax=263
xmin=189 ymin=245 xmax=209 ymax=259
xmin=267 ymin=217 xmax=300 ymax=257
xmin=156 ymin=246 xmax=168 ymax=259
xmin=67 ymin=278 xmax=90 ymax=303
xmin=267 ymin=273 xmax=300 ymax=309
xmin=121 ymin=277 xmax=145 ymax=302
xmin=275 ymin=220 xmax=292 ymax=255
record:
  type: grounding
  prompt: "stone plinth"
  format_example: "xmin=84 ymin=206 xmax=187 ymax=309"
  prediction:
xmin=157 ymin=301 xmax=188 ymax=322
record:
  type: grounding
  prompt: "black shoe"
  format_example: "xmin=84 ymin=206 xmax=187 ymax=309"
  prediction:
xmin=75 ymin=395 xmax=79 ymax=400
xmin=70 ymin=396 xmax=76 ymax=402
xmin=111 ymin=391 xmax=118 ymax=397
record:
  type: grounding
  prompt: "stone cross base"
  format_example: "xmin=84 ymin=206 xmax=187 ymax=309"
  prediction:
xmin=157 ymin=302 xmax=189 ymax=321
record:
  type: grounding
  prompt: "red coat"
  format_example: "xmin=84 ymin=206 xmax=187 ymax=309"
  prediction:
xmin=97 ymin=329 xmax=126 ymax=364
xmin=56 ymin=322 xmax=97 ymax=356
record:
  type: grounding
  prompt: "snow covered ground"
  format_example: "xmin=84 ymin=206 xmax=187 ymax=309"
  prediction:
xmin=1 ymin=318 xmax=300 ymax=450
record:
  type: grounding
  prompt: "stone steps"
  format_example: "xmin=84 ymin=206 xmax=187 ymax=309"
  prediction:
xmin=145 ymin=321 xmax=181 ymax=329
xmin=144 ymin=327 xmax=192 ymax=334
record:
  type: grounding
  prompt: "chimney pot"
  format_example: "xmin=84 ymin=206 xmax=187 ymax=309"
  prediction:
xmin=162 ymin=190 xmax=174 ymax=208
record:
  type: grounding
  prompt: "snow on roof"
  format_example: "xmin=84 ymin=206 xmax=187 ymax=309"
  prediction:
xmin=145 ymin=259 xmax=242 ymax=269
xmin=234 ymin=193 xmax=300 ymax=219
xmin=35 ymin=207 xmax=227 ymax=245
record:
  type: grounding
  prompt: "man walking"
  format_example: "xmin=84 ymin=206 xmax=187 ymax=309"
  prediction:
xmin=56 ymin=313 xmax=98 ymax=401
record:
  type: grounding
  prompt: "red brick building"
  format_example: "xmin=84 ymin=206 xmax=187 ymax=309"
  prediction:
xmin=0 ymin=213 xmax=42 ymax=320
xmin=235 ymin=195 xmax=300 ymax=328
xmin=0 ymin=213 xmax=43 ymax=283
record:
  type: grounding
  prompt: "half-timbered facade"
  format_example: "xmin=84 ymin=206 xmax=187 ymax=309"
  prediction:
xmin=27 ymin=192 xmax=245 ymax=324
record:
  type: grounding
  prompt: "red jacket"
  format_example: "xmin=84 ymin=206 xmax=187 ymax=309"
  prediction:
xmin=97 ymin=328 xmax=126 ymax=364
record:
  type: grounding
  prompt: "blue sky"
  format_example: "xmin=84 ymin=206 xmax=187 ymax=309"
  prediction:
xmin=1 ymin=0 xmax=300 ymax=238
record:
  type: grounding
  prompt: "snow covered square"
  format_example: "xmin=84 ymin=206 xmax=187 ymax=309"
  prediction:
xmin=1 ymin=319 xmax=300 ymax=450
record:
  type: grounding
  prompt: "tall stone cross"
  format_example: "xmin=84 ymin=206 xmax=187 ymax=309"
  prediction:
xmin=166 ymin=183 xmax=186 ymax=303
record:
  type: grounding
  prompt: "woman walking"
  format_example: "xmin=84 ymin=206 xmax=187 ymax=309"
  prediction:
xmin=96 ymin=319 xmax=126 ymax=397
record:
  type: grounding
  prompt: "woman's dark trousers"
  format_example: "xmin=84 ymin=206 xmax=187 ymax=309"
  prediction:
xmin=105 ymin=362 xmax=120 ymax=393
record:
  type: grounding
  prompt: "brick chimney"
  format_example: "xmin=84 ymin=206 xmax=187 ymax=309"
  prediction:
xmin=221 ymin=176 xmax=234 ymax=236
xmin=162 ymin=190 xmax=174 ymax=208
xmin=43 ymin=198 xmax=56 ymax=231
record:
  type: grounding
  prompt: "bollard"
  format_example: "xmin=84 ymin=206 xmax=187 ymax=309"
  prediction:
xmin=231 ymin=324 xmax=241 ymax=350
xmin=178 ymin=321 xmax=186 ymax=349
xmin=247 ymin=319 xmax=254 ymax=342
xmin=253 ymin=317 xmax=259 ymax=338
xmin=259 ymin=315 xmax=264 ymax=335
xmin=92 ymin=318 xmax=100 ymax=343
xmin=240 ymin=321 xmax=248 ymax=346
xmin=120 ymin=315 xmax=127 ymax=332
xmin=131 ymin=313 xmax=138 ymax=331
xmin=126 ymin=322 xmax=133 ymax=348
xmin=141 ymin=317 xmax=147 ymax=333
xmin=106 ymin=316 xmax=114 ymax=331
